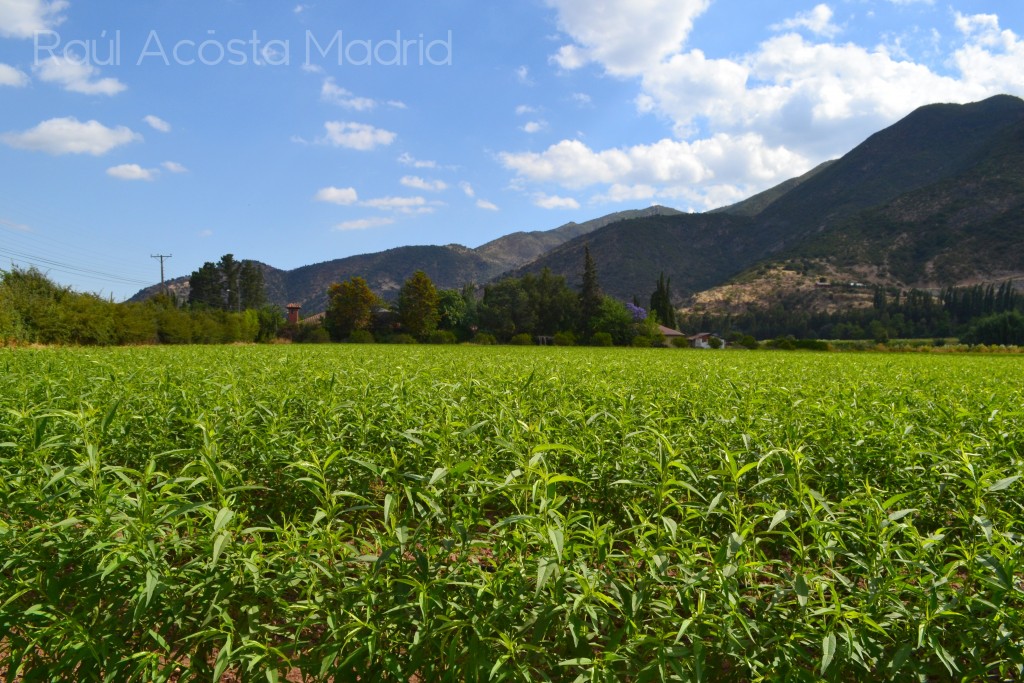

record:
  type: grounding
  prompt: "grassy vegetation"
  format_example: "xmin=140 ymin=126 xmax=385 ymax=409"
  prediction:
xmin=1 ymin=346 xmax=1022 ymax=681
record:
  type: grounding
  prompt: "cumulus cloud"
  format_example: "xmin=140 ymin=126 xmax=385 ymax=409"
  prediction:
xmin=107 ymin=164 xmax=156 ymax=181
xmin=0 ymin=0 xmax=67 ymax=38
xmin=400 ymin=175 xmax=447 ymax=192
xmin=515 ymin=65 xmax=533 ymax=84
xmin=321 ymin=78 xmax=376 ymax=110
xmin=771 ymin=4 xmax=841 ymax=38
xmin=522 ymin=121 xmax=547 ymax=133
xmin=319 ymin=121 xmax=396 ymax=150
xmin=534 ymin=193 xmax=580 ymax=209
xmin=34 ymin=56 xmax=126 ymax=95
xmin=334 ymin=217 xmax=395 ymax=231
xmin=476 ymin=199 xmax=499 ymax=211
xmin=0 ymin=63 xmax=28 ymax=86
xmin=504 ymin=7 xmax=1024 ymax=210
xmin=314 ymin=186 xmax=359 ymax=205
xmin=144 ymin=115 xmax=171 ymax=132
xmin=545 ymin=0 xmax=711 ymax=75
xmin=2 ymin=117 xmax=140 ymax=155
xmin=162 ymin=161 xmax=188 ymax=173
xmin=458 ymin=181 xmax=476 ymax=197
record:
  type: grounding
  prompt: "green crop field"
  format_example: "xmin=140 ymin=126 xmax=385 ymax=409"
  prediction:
xmin=1 ymin=346 xmax=1022 ymax=682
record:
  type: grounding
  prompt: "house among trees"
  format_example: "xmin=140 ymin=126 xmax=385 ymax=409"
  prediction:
xmin=657 ymin=325 xmax=686 ymax=345
xmin=689 ymin=332 xmax=724 ymax=349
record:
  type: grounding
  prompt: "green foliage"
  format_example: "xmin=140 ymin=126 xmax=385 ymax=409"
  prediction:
xmin=592 ymin=296 xmax=635 ymax=345
xmin=631 ymin=335 xmax=653 ymax=347
xmin=472 ymin=332 xmax=497 ymax=345
xmin=347 ymin=329 xmax=375 ymax=344
xmin=649 ymin=271 xmax=677 ymax=329
xmin=552 ymin=331 xmax=576 ymax=346
xmin=398 ymin=270 xmax=440 ymax=340
xmin=325 ymin=276 xmax=380 ymax=341
xmin=187 ymin=255 xmax=266 ymax=312
xmin=2 ymin=347 xmax=1023 ymax=681
xmin=426 ymin=330 xmax=457 ymax=345
xmin=590 ymin=331 xmax=614 ymax=346
xmin=509 ymin=332 xmax=533 ymax=345
xmin=389 ymin=333 xmax=418 ymax=344
xmin=579 ymin=246 xmax=602 ymax=336
xmin=963 ymin=311 xmax=1024 ymax=345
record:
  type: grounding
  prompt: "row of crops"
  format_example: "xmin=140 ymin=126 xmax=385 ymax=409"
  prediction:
xmin=1 ymin=346 xmax=1022 ymax=681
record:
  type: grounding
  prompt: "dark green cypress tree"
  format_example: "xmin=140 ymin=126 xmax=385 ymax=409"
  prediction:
xmin=649 ymin=272 xmax=677 ymax=330
xmin=579 ymin=246 xmax=602 ymax=337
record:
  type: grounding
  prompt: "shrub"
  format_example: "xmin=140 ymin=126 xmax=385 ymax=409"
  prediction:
xmin=347 ymin=330 xmax=375 ymax=344
xmin=509 ymin=333 xmax=533 ymax=346
xmin=671 ymin=337 xmax=690 ymax=348
xmin=427 ymin=330 xmax=457 ymax=345
xmin=632 ymin=335 xmax=653 ymax=348
xmin=390 ymin=333 xmax=418 ymax=344
xmin=553 ymin=331 xmax=576 ymax=347
xmin=590 ymin=332 xmax=614 ymax=347
xmin=295 ymin=326 xmax=331 ymax=344
xmin=472 ymin=332 xmax=497 ymax=346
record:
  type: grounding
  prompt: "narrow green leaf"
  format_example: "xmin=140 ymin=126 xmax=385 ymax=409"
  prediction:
xmin=213 ymin=635 xmax=232 ymax=681
xmin=794 ymin=574 xmax=809 ymax=607
xmin=214 ymin=507 xmax=234 ymax=532
xmin=887 ymin=508 xmax=916 ymax=523
xmin=213 ymin=533 xmax=229 ymax=565
xmin=987 ymin=475 xmax=1020 ymax=492
xmin=548 ymin=527 xmax=564 ymax=563
xmin=428 ymin=467 xmax=448 ymax=486
xmin=821 ymin=633 xmax=837 ymax=674
xmin=768 ymin=509 xmax=789 ymax=531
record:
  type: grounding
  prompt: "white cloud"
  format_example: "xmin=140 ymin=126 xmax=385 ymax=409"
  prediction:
xmin=458 ymin=181 xmax=476 ymax=197
xmin=321 ymin=78 xmax=376 ymax=110
xmin=144 ymin=115 xmax=171 ymax=133
xmin=362 ymin=196 xmax=427 ymax=211
xmin=34 ymin=56 xmax=126 ymax=95
xmin=523 ymin=120 xmax=547 ymax=133
xmin=0 ymin=63 xmax=28 ymax=86
xmin=516 ymin=104 xmax=538 ymax=115
xmin=400 ymin=175 xmax=447 ymax=192
xmin=2 ymin=117 xmax=140 ymax=155
xmin=515 ymin=65 xmax=533 ymax=84
xmin=570 ymin=92 xmax=592 ymax=106
xmin=293 ymin=4 xmax=308 ymax=13
xmin=319 ymin=121 xmax=396 ymax=150
xmin=534 ymin=193 xmax=580 ymax=210
xmin=771 ymin=4 xmax=840 ymax=38
xmin=161 ymin=161 xmax=188 ymax=173
xmin=301 ymin=63 xmax=324 ymax=74
xmin=334 ymin=217 xmax=395 ymax=231
xmin=592 ymin=183 xmax=658 ymax=203
xmin=198 ymin=229 xmax=214 ymax=238
xmin=545 ymin=0 xmax=711 ymax=75
xmin=107 ymin=164 xmax=157 ymax=181
xmin=314 ymin=186 xmax=359 ymax=205
xmin=398 ymin=152 xmax=437 ymax=169
xmin=0 ymin=0 xmax=67 ymax=38
xmin=387 ymin=100 xmax=408 ymax=109
xmin=476 ymin=199 xmax=499 ymax=211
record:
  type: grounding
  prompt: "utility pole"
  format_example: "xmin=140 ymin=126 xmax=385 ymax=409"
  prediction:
xmin=151 ymin=254 xmax=172 ymax=296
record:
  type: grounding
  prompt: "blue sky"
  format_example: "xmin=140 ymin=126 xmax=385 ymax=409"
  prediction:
xmin=1 ymin=0 xmax=1022 ymax=300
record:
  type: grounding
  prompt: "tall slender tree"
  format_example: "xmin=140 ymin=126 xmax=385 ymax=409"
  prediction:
xmin=239 ymin=261 xmax=265 ymax=310
xmin=579 ymin=246 xmax=602 ymax=337
xmin=649 ymin=272 xmax=677 ymax=330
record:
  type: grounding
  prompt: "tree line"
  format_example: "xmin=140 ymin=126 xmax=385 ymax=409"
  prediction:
xmin=679 ymin=282 xmax=1024 ymax=346
xmin=318 ymin=248 xmax=681 ymax=346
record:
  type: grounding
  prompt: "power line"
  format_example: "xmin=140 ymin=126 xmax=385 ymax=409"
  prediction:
xmin=151 ymin=254 xmax=173 ymax=296
xmin=0 ymin=246 xmax=153 ymax=286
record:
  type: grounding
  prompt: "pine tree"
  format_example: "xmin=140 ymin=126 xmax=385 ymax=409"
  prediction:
xmin=188 ymin=262 xmax=223 ymax=309
xmin=579 ymin=246 xmax=602 ymax=337
xmin=218 ymin=254 xmax=241 ymax=311
xmin=399 ymin=270 xmax=440 ymax=339
xmin=238 ymin=261 xmax=266 ymax=310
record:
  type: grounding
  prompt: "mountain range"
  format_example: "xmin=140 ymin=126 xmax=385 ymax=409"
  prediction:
xmin=131 ymin=95 xmax=1024 ymax=314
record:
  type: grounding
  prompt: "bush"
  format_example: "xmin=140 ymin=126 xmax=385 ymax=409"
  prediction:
xmin=295 ymin=326 xmax=331 ymax=344
xmin=631 ymin=335 xmax=653 ymax=348
xmin=472 ymin=332 xmax=497 ymax=346
xmin=552 ymin=331 xmax=576 ymax=347
xmin=509 ymin=333 xmax=533 ymax=346
xmin=671 ymin=337 xmax=690 ymax=348
xmin=590 ymin=332 xmax=614 ymax=347
xmin=390 ymin=333 xmax=418 ymax=344
xmin=427 ymin=330 xmax=457 ymax=345
xmin=347 ymin=330 xmax=375 ymax=344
